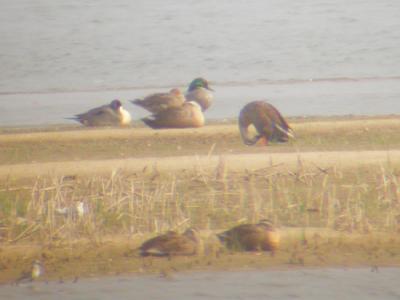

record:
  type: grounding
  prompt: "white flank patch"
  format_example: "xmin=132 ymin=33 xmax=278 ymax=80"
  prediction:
xmin=119 ymin=107 xmax=132 ymax=125
xmin=186 ymin=101 xmax=202 ymax=111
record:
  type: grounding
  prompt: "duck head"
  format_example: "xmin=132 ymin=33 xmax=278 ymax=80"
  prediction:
xmin=183 ymin=228 xmax=200 ymax=243
xmin=169 ymin=88 xmax=183 ymax=96
xmin=110 ymin=99 xmax=122 ymax=110
xmin=188 ymin=78 xmax=214 ymax=92
xmin=258 ymin=219 xmax=274 ymax=228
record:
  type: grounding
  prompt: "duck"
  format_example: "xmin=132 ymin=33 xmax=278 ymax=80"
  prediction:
xmin=185 ymin=78 xmax=214 ymax=111
xmin=131 ymin=88 xmax=185 ymax=114
xmin=139 ymin=228 xmax=201 ymax=257
xmin=70 ymin=99 xmax=131 ymax=127
xmin=141 ymin=101 xmax=204 ymax=129
xmin=217 ymin=220 xmax=280 ymax=254
xmin=238 ymin=100 xmax=294 ymax=146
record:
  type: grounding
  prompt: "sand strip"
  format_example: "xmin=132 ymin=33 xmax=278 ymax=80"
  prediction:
xmin=1 ymin=150 xmax=398 ymax=179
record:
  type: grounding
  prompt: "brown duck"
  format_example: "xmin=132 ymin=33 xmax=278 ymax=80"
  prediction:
xmin=141 ymin=101 xmax=204 ymax=129
xmin=139 ymin=228 xmax=201 ymax=257
xmin=238 ymin=101 xmax=294 ymax=146
xmin=131 ymin=88 xmax=185 ymax=114
xmin=217 ymin=220 xmax=280 ymax=254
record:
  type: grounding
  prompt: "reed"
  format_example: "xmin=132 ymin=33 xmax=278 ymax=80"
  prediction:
xmin=1 ymin=159 xmax=399 ymax=245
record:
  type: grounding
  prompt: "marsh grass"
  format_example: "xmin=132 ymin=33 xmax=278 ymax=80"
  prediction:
xmin=1 ymin=158 xmax=400 ymax=245
xmin=2 ymin=159 xmax=400 ymax=283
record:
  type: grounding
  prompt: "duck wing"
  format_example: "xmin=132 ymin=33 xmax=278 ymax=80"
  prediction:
xmin=75 ymin=106 xmax=120 ymax=126
xmin=131 ymin=92 xmax=184 ymax=114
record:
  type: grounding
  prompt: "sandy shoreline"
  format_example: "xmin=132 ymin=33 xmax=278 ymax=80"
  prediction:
xmin=1 ymin=116 xmax=400 ymax=166
xmin=1 ymin=116 xmax=400 ymax=178
xmin=1 ymin=228 xmax=399 ymax=285
xmin=1 ymin=150 xmax=399 ymax=179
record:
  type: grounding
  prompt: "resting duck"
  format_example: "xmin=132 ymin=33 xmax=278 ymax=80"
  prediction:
xmin=139 ymin=228 xmax=201 ymax=257
xmin=141 ymin=101 xmax=204 ymax=129
xmin=238 ymin=100 xmax=294 ymax=146
xmin=70 ymin=99 xmax=131 ymax=127
xmin=131 ymin=88 xmax=185 ymax=114
xmin=217 ymin=220 xmax=280 ymax=254
xmin=185 ymin=78 xmax=214 ymax=112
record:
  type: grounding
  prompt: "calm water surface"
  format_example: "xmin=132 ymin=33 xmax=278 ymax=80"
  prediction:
xmin=0 ymin=0 xmax=399 ymax=125
xmin=1 ymin=268 xmax=400 ymax=300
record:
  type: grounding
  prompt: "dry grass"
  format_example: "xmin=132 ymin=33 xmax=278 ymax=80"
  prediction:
xmin=1 ymin=158 xmax=400 ymax=244
xmin=1 ymin=116 xmax=400 ymax=282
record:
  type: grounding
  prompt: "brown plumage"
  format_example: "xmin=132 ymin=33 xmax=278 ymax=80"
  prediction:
xmin=139 ymin=228 xmax=201 ymax=257
xmin=141 ymin=101 xmax=204 ymax=129
xmin=217 ymin=220 xmax=280 ymax=253
xmin=131 ymin=88 xmax=185 ymax=114
xmin=238 ymin=101 xmax=293 ymax=146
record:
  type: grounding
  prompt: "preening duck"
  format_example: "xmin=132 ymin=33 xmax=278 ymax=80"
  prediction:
xmin=238 ymin=100 xmax=293 ymax=146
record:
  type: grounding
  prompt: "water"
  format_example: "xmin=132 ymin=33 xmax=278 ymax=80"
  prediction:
xmin=1 ymin=268 xmax=400 ymax=300
xmin=0 ymin=0 xmax=400 ymax=125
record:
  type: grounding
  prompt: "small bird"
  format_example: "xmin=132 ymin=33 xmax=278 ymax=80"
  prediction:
xmin=16 ymin=260 xmax=45 ymax=284
xmin=131 ymin=88 xmax=185 ymax=114
xmin=185 ymin=78 xmax=214 ymax=112
xmin=139 ymin=228 xmax=201 ymax=257
xmin=75 ymin=201 xmax=88 ymax=218
xmin=55 ymin=201 xmax=88 ymax=219
xmin=69 ymin=99 xmax=131 ymax=127
xmin=217 ymin=220 xmax=280 ymax=254
xmin=141 ymin=101 xmax=204 ymax=129
xmin=238 ymin=100 xmax=294 ymax=146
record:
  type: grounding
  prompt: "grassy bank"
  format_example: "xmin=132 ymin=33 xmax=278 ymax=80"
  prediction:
xmin=1 ymin=230 xmax=400 ymax=284
xmin=1 ymin=116 xmax=400 ymax=283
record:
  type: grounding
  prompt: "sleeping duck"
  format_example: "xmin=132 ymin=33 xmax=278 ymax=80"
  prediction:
xmin=141 ymin=101 xmax=204 ymax=129
xmin=217 ymin=220 xmax=280 ymax=254
xmin=70 ymin=99 xmax=131 ymax=127
xmin=139 ymin=228 xmax=201 ymax=257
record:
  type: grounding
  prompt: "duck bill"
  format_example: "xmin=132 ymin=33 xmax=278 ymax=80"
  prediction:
xmin=256 ymin=136 xmax=268 ymax=146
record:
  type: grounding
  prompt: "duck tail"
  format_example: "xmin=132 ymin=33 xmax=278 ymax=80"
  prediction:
xmin=141 ymin=117 xmax=160 ymax=129
xmin=274 ymin=123 xmax=295 ymax=139
xmin=65 ymin=116 xmax=81 ymax=122
xmin=130 ymin=99 xmax=144 ymax=106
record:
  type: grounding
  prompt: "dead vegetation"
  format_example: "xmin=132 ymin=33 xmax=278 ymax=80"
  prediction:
xmin=1 ymin=116 xmax=400 ymax=282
